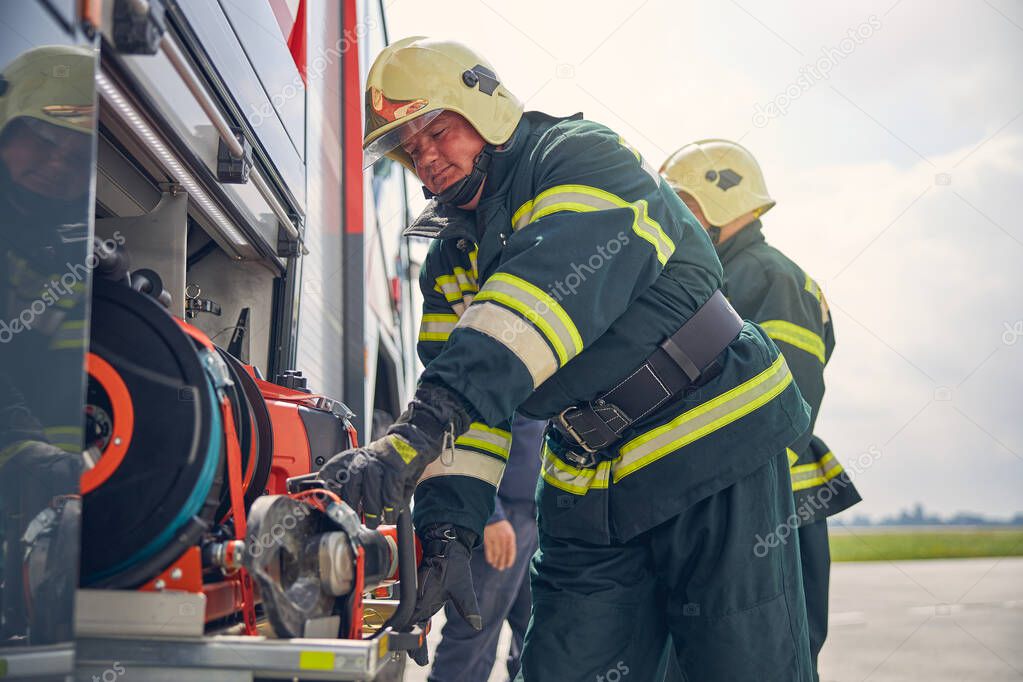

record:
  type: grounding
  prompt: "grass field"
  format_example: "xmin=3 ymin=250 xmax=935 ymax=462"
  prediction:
xmin=829 ymin=527 xmax=1023 ymax=562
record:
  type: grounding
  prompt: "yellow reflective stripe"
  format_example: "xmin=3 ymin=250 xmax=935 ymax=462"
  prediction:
xmin=618 ymin=136 xmax=661 ymax=186
xmin=0 ymin=440 xmax=40 ymax=468
xmin=419 ymin=314 xmax=459 ymax=343
xmin=453 ymin=267 xmax=477 ymax=293
xmin=388 ymin=434 xmax=418 ymax=464
xmin=457 ymin=302 xmax=558 ymax=387
xmin=540 ymin=443 xmax=611 ymax=494
xmin=790 ymin=451 xmax=844 ymax=491
xmin=456 ymin=422 xmax=512 ymax=459
xmin=50 ymin=338 xmax=86 ymax=350
xmin=474 ymin=273 xmax=583 ymax=366
xmin=760 ymin=320 xmax=826 ymax=364
xmin=436 ymin=271 xmax=477 ymax=295
xmin=420 ymin=448 xmax=507 ymax=487
xmin=434 ymin=275 xmax=465 ymax=303
xmin=511 ymin=199 xmax=534 ymax=231
xmin=804 ymin=273 xmax=822 ymax=302
xmin=787 ymin=447 xmax=799 ymax=466
xmin=615 ymin=355 xmax=794 ymax=482
xmin=511 ymin=184 xmax=675 ymax=265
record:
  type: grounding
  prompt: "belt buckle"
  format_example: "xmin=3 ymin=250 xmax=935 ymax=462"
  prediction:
xmin=556 ymin=406 xmax=600 ymax=457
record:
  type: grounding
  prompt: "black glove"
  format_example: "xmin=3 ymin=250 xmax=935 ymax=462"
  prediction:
xmin=318 ymin=382 xmax=471 ymax=527
xmin=408 ymin=523 xmax=482 ymax=667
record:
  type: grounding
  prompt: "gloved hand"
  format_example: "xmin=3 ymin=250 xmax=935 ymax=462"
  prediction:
xmin=408 ymin=523 xmax=482 ymax=666
xmin=318 ymin=382 xmax=471 ymax=527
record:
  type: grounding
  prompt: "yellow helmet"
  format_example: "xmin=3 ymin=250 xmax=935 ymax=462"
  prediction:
xmin=660 ymin=139 xmax=775 ymax=227
xmin=0 ymin=45 xmax=96 ymax=138
xmin=363 ymin=37 xmax=522 ymax=171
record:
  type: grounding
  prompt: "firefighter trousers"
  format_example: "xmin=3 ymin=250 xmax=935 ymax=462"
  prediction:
xmin=515 ymin=451 xmax=813 ymax=682
xmin=799 ymin=518 xmax=831 ymax=682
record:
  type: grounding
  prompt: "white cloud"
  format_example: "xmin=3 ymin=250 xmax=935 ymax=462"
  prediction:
xmin=385 ymin=0 xmax=1023 ymax=519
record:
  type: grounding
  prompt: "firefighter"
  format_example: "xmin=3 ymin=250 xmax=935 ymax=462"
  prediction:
xmin=660 ymin=139 xmax=862 ymax=680
xmin=321 ymin=37 xmax=814 ymax=680
xmin=0 ymin=44 xmax=95 ymax=644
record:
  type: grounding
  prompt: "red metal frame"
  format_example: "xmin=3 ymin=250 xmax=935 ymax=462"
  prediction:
xmin=342 ymin=0 xmax=363 ymax=236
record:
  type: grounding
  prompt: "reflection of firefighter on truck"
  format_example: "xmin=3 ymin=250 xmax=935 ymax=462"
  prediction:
xmin=0 ymin=45 xmax=95 ymax=645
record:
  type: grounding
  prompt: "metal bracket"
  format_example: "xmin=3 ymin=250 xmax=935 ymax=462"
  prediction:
xmin=112 ymin=0 xmax=166 ymax=55
xmin=217 ymin=126 xmax=253 ymax=184
xmin=276 ymin=218 xmax=304 ymax=258
xmin=385 ymin=624 xmax=428 ymax=652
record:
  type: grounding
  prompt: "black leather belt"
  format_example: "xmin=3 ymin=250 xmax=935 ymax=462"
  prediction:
xmin=553 ymin=290 xmax=743 ymax=464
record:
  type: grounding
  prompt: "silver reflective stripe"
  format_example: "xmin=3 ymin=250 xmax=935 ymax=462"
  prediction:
xmin=456 ymin=302 xmax=558 ymax=388
xmin=474 ymin=273 xmax=582 ymax=366
xmin=457 ymin=422 xmax=512 ymax=458
xmin=419 ymin=314 xmax=459 ymax=342
xmin=539 ymin=444 xmax=611 ymax=495
xmin=419 ymin=448 xmax=507 ymax=487
xmin=614 ymin=355 xmax=794 ymax=482
xmin=791 ymin=452 xmax=844 ymax=491
xmin=435 ymin=276 xmax=462 ymax=303
xmin=619 ymin=135 xmax=661 ymax=188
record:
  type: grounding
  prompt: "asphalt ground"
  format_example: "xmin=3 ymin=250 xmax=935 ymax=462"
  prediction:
xmin=406 ymin=557 xmax=1023 ymax=682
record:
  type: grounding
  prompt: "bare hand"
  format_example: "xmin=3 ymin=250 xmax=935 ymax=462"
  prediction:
xmin=483 ymin=520 xmax=516 ymax=570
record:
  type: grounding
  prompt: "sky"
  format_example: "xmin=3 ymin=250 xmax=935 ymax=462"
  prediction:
xmin=385 ymin=0 xmax=1023 ymax=522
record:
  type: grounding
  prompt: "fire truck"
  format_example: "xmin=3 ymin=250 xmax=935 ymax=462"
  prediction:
xmin=0 ymin=1 xmax=421 ymax=679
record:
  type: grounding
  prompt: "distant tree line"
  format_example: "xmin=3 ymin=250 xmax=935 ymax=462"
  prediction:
xmin=834 ymin=503 xmax=1023 ymax=527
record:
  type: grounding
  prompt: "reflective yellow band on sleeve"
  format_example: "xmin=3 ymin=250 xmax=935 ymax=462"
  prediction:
xmin=419 ymin=313 xmax=460 ymax=343
xmin=456 ymin=302 xmax=558 ymax=388
xmin=474 ymin=272 xmax=583 ymax=367
xmin=803 ymin=273 xmax=822 ymax=302
xmin=420 ymin=448 xmax=507 ymax=487
xmin=0 ymin=440 xmax=40 ymax=468
xmin=434 ymin=273 xmax=476 ymax=304
xmin=388 ymin=434 xmax=418 ymax=464
xmin=790 ymin=451 xmax=845 ymax=491
xmin=787 ymin=448 xmax=799 ymax=466
xmin=760 ymin=320 xmax=826 ymax=364
xmin=614 ymin=355 xmax=794 ymax=482
xmin=510 ymin=184 xmax=675 ymax=265
xmin=540 ymin=443 xmax=611 ymax=494
xmin=456 ymin=422 xmax=512 ymax=459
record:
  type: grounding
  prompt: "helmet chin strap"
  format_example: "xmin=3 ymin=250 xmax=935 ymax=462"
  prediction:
xmin=707 ymin=225 xmax=722 ymax=244
xmin=423 ymin=145 xmax=494 ymax=207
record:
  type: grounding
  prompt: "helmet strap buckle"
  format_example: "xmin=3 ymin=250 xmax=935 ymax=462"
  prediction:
xmin=426 ymin=145 xmax=494 ymax=207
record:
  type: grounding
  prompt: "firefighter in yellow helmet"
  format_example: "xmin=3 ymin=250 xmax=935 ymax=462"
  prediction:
xmin=661 ymin=139 xmax=862 ymax=681
xmin=322 ymin=38 xmax=816 ymax=680
xmin=0 ymin=43 xmax=96 ymax=644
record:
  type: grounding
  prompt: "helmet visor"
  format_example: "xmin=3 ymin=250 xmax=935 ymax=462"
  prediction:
xmin=363 ymin=109 xmax=443 ymax=169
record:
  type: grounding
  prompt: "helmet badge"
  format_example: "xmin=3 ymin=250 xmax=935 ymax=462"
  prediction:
xmin=706 ymin=168 xmax=743 ymax=191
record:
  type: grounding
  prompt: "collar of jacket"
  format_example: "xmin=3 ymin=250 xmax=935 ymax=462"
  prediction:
xmin=402 ymin=111 xmax=581 ymax=242
xmin=714 ymin=219 xmax=765 ymax=265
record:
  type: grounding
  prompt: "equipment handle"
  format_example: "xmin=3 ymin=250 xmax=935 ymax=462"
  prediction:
xmin=379 ymin=508 xmax=417 ymax=633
